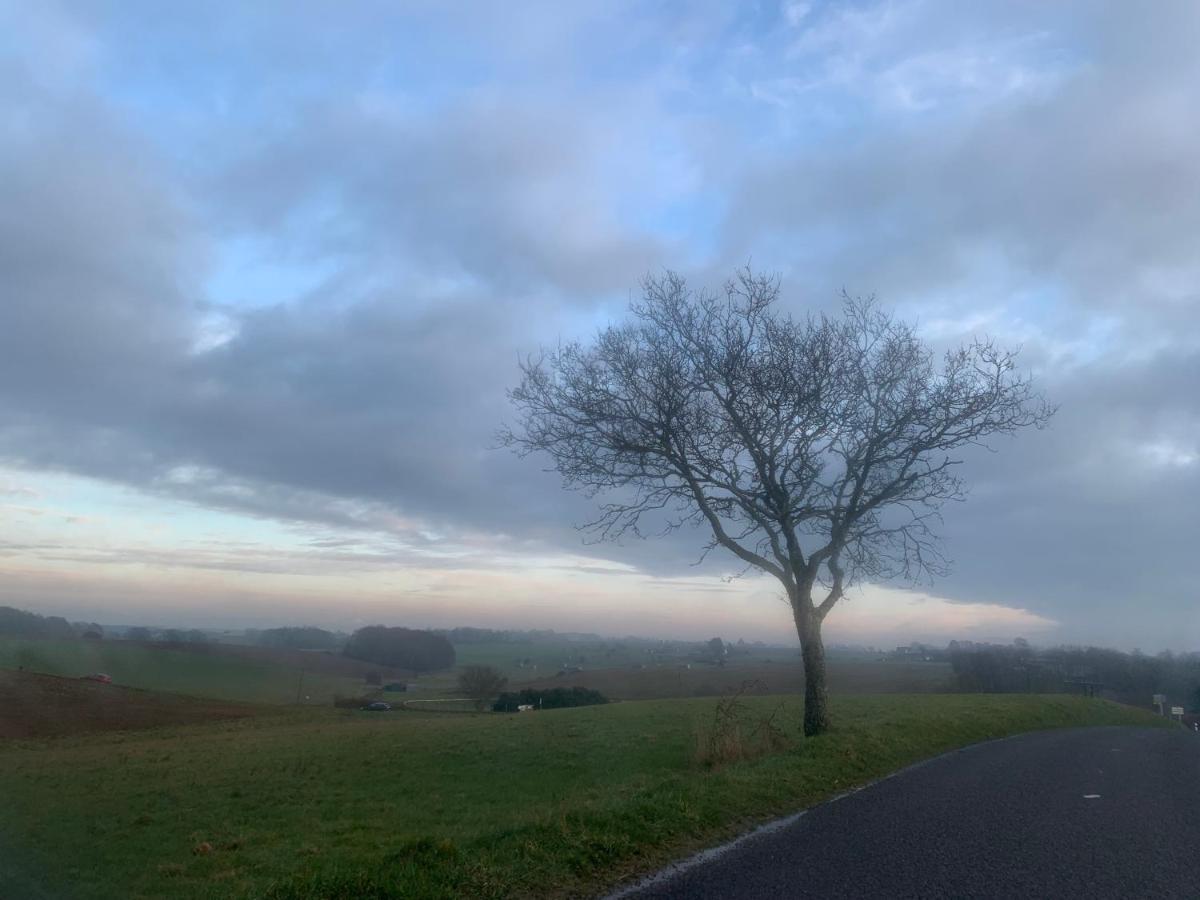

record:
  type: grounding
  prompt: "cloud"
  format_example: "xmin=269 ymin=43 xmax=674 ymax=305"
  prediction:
xmin=0 ymin=1 xmax=1198 ymax=647
xmin=825 ymin=585 xmax=1059 ymax=646
xmin=209 ymin=97 xmax=668 ymax=298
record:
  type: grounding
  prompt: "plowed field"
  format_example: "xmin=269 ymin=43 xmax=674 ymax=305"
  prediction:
xmin=0 ymin=669 xmax=261 ymax=739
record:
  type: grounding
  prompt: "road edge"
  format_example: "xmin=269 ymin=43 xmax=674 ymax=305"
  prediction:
xmin=600 ymin=725 xmax=1136 ymax=899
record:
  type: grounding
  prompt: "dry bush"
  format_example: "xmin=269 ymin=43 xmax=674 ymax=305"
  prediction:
xmin=694 ymin=680 xmax=792 ymax=768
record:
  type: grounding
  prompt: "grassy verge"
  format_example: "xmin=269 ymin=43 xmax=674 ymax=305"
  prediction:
xmin=0 ymin=694 xmax=1165 ymax=899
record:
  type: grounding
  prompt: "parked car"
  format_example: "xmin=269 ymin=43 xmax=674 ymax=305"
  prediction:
xmin=83 ymin=673 xmax=113 ymax=684
xmin=362 ymin=701 xmax=391 ymax=711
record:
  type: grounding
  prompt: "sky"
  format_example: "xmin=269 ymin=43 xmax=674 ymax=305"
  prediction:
xmin=0 ymin=0 xmax=1197 ymax=649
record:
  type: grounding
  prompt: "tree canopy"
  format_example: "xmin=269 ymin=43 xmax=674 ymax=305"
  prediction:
xmin=504 ymin=270 xmax=1051 ymax=734
xmin=456 ymin=665 xmax=508 ymax=711
xmin=0 ymin=606 xmax=75 ymax=639
xmin=343 ymin=626 xmax=456 ymax=673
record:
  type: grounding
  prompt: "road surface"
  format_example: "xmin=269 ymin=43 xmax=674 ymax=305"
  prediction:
xmin=614 ymin=726 xmax=1200 ymax=899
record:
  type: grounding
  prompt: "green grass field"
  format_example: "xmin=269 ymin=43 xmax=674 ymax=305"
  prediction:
xmin=446 ymin=638 xmax=789 ymax=679
xmin=0 ymin=694 xmax=1164 ymax=899
xmin=0 ymin=638 xmax=364 ymax=706
xmin=437 ymin=639 xmax=953 ymax=700
xmin=0 ymin=633 xmax=950 ymax=708
xmin=451 ymin=639 xmax=646 ymax=680
xmin=515 ymin=657 xmax=954 ymax=701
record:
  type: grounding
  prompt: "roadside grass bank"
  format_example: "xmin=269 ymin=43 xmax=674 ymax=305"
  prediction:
xmin=0 ymin=694 xmax=1165 ymax=899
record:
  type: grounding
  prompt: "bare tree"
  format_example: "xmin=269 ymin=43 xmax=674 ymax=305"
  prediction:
xmin=457 ymin=665 xmax=508 ymax=711
xmin=502 ymin=270 xmax=1052 ymax=735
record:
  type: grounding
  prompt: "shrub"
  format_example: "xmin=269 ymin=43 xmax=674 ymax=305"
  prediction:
xmin=694 ymin=680 xmax=791 ymax=768
xmin=492 ymin=686 xmax=609 ymax=712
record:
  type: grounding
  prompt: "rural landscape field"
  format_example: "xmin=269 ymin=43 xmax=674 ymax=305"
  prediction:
xmin=5 ymin=2 xmax=1200 ymax=898
xmin=0 ymin=616 xmax=1178 ymax=899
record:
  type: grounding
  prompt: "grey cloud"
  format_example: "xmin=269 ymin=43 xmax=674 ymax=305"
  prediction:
xmin=691 ymin=2 xmax=1200 ymax=644
xmin=929 ymin=347 xmax=1200 ymax=644
xmin=723 ymin=3 xmax=1200 ymax=326
xmin=0 ymin=63 xmax=202 ymax=443
xmin=1 ymin=1 xmax=1199 ymax=646
xmin=208 ymin=98 xmax=666 ymax=298
xmin=0 ymin=54 xmax=619 ymax=565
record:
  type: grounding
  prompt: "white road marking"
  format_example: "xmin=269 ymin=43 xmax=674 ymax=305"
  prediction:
xmin=1083 ymin=794 xmax=1101 ymax=799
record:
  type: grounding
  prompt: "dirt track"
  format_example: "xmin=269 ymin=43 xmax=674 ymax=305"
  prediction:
xmin=0 ymin=669 xmax=261 ymax=739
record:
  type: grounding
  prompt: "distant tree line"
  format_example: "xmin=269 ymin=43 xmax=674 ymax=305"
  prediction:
xmin=256 ymin=626 xmax=344 ymax=651
xmin=124 ymin=626 xmax=207 ymax=644
xmin=0 ymin=606 xmax=75 ymax=639
xmin=492 ymin=686 xmax=609 ymax=712
xmin=161 ymin=629 xmax=208 ymax=644
xmin=343 ymin=626 xmax=455 ymax=673
xmin=0 ymin=607 xmax=114 ymax=641
xmin=434 ymin=627 xmax=606 ymax=645
xmin=949 ymin=640 xmax=1059 ymax=692
xmin=950 ymin=640 xmax=1200 ymax=708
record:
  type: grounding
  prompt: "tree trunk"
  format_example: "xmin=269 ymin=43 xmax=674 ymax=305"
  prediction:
xmin=794 ymin=604 xmax=830 ymax=736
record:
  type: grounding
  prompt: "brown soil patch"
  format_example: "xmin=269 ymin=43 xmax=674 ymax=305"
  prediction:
xmin=0 ymin=669 xmax=261 ymax=740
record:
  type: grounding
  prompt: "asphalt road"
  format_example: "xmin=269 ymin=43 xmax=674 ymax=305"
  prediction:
xmin=614 ymin=726 xmax=1200 ymax=899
